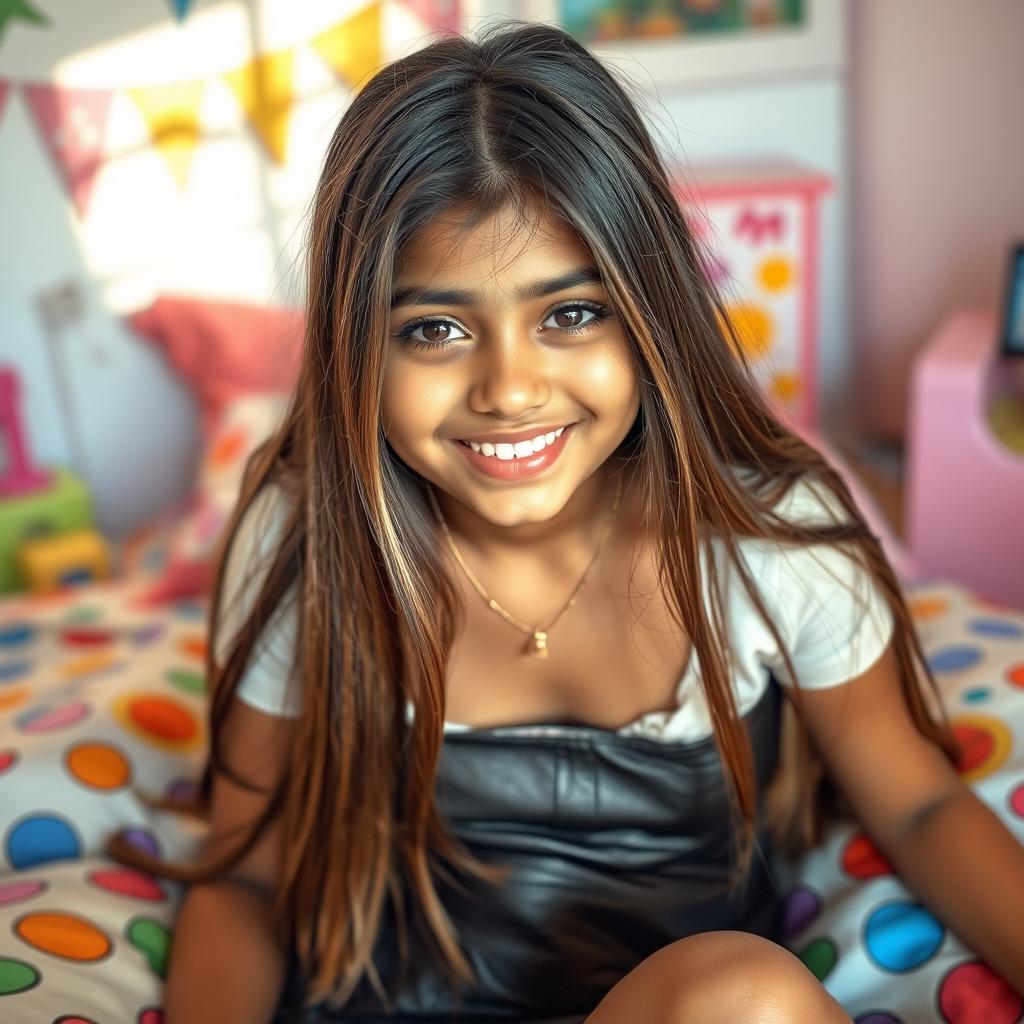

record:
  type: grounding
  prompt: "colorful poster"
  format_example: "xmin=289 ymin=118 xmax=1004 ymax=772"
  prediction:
xmin=557 ymin=0 xmax=804 ymax=45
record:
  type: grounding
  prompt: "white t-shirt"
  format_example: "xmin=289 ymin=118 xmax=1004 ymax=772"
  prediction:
xmin=215 ymin=475 xmax=895 ymax=743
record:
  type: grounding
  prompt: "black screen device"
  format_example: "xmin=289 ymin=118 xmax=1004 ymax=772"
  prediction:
xmin=1000 ymin=242 xmax=1024 ymax=357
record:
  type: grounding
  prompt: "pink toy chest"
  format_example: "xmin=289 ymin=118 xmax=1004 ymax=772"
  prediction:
xmin=906 ymin=308 xmax=1024 ymax=611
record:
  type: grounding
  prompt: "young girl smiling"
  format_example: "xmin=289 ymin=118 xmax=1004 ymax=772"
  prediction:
xmin=111 ymin=18 xmax=1024 ymax=1024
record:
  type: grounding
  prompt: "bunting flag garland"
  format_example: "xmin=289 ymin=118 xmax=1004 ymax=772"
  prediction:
xmin=397 ymin=0 xmax=460 ymax=36
xmin=167 ymin=0 xmax=196 ymax=23
xmin=222 ymin=47 xmax=295 ymax=166
xmin=22 ymin=84 xmax=115 ymax=218
xmin=127 ymin=79 xmax=206 ymax=189
xmin=0 ymin=0 xmax=412 ymax=212
xmin=0 ymin=0 xmax=49 ymax=49
xmin=310 ymin=2 xmax=383 ymax=95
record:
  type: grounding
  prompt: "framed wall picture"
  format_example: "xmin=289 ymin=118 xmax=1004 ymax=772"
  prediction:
xmin=499 ymin=0 xmax=845 ymax=92
xmin=670 ymin=157 xmax=833 ymax=429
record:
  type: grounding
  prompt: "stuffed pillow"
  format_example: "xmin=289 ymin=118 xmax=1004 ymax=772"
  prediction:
xmin=127 ymin=295 xmax=304 ymax=435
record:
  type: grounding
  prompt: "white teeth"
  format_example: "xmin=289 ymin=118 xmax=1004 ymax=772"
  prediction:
xmin=465 ymin=425 xmax=568 ymax=459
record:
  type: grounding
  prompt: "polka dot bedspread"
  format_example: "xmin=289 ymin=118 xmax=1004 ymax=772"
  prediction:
xmin=0 ymin=578 xmax=1022 ymax=1022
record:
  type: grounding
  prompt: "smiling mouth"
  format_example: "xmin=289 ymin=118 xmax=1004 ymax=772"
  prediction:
xmin=451 ymin=423 xmax=576 ymax=479
xmin=455 ymin=424 xmax=574 ymax=453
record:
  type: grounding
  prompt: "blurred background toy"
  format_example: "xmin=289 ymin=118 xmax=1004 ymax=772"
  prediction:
xmin=0 ymin=365 xmax=52 ymax=498
xmin=0 ymin=366 xmax=101 ymax=594
xmin=17 ymin=525 xmax=110 ymax=591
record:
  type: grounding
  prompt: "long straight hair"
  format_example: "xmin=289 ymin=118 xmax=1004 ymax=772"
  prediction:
xmin=107 ymin=18 xmax=959 ymax=1013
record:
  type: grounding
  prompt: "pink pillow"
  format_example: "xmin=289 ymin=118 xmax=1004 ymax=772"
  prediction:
xmin=128 ymin=295 xmax=304 ymax=433
xmin=133 ymin=393 xmax=290 ymax=606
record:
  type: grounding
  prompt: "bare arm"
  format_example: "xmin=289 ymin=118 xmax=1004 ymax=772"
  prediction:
xmin=880 ymin=783 xmax=1024 ymax=994
xmin=789 ymin=640 xmax=1024 ymax=995
xmin=165 ymin=878 xmax=288 ymax=1024
xmin=164 ymin=697 xmax=298 ymax=1024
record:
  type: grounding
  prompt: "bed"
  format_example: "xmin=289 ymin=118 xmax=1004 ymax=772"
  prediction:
xmin=1 ymin=297 xmax=1022 ymax=1023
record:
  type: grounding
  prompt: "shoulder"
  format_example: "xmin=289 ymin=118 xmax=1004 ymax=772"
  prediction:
xmin=729 ymin=465 xmax=850 ymax=531
xmin=218 ymin=480 xmax=298 ymax=605
xmin=228 ymin=480 xmax=294 ymax=563
xmin=729 ymin=472 xmax=853 ymax=580
xmin=215 ymin=479 xmax=303 ymax=718
xmin=737 ymin=472 xmax=896 ymax=689
xmin=215 ymin=480 xmax=299 ymax=668
xmin=749 ymin=473 xmax=875 ymax=604
xmin=751 ymin=470 xmax=852 ymax=530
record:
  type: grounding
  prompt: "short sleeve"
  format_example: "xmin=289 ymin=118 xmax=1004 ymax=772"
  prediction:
xmin=214 ymin=484 xmax=303 ymax=718
xmin=766 ymin=478 xmax=896 ymax=689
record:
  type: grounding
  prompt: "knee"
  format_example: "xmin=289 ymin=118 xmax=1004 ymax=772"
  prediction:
xmin=652 ymin=931 xmax=850 ymax=1024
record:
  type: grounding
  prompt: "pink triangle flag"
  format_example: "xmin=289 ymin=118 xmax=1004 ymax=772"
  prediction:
xmin=22 ymin=83 xmax=115 ymax=219
xmin=398 ymin=0 xmax=460 ymax=35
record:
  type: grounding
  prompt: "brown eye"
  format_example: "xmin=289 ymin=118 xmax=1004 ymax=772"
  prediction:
xmin=552 ymin=307 xmax=586 ymax=329
xmin=394 ymin=317 xmax=469 ymax=350
xmin=420 ymin=322 xmax=456 ymax=344
xmin=541 ymin=302 xmax=613 ymax=336
xmin=393 ymin=301 xmax=613 ymax=351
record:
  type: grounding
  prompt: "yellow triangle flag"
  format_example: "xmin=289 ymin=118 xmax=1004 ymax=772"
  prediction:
xmin=224 ymin=47 xmax=295 ymax=165
xmin=128 ymin=80 xmax=206 ymax=189
xmin=310 ymin=2 xmax=382 ymax=94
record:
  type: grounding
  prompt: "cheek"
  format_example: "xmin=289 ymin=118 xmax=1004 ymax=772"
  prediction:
xmin=381 ymin=359 xmax=460 ymax=444
xmin=571 ymin=350 xmax=639 ymax=416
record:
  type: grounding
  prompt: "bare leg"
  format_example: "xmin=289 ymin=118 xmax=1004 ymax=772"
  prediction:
xmin=583 ymin=931 xmax=852 ymax=1024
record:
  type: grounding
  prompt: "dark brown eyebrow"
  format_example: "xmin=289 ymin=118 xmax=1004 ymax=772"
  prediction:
xmin=390 ymin=266 xmax=604 ymax=310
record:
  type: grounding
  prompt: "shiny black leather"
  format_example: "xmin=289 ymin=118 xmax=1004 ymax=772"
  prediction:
xmin=274 ymin=676 xmax=785 ymax=1024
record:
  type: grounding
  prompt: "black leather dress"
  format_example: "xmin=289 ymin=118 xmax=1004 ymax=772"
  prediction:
xmin=273 ymin=675 xmax=785 ymax=1024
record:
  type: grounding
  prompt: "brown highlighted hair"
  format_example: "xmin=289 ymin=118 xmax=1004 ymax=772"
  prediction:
xmin=107 ymin=17 xmax=959 ymax=1015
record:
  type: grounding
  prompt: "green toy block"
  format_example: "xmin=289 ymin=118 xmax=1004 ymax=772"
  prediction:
xmin=0 ymin=467 xmax=94 ymax=593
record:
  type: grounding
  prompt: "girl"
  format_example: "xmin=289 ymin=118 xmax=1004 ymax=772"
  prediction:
xmin=109 ymin=19 xmax=1024 ymax=1024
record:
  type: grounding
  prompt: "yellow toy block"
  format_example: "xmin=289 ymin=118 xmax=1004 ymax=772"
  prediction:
xmin=17 ymin=528 xmax=110 ymax=592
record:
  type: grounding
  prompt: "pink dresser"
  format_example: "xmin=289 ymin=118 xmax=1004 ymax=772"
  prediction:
xmin=906 ymin=308 xmax=1024 ymax=610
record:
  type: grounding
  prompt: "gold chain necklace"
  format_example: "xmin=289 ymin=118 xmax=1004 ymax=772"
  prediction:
xmin=426 ymin=472 xmax=624 ymax=658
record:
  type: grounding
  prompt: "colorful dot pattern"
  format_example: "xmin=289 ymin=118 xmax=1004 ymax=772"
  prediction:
xmin=0 ymin=580 xmax=201 ymax=1018
xmin=777 ymin=582 xmax=1024 ymax=1021
xmin=0 ymin=576 xmax=1022 ymax=1019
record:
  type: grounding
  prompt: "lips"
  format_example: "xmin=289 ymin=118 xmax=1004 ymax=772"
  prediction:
xmin=454 ymin=423 xmax=575 ymax=481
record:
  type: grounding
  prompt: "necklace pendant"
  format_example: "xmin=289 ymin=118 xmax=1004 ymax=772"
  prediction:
xmin=529 ymin=630 xmax=549 ymax=658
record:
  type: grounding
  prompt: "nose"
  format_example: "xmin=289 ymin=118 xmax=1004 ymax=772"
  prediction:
xmin=467 ymin=330 xmax=551 ymax=419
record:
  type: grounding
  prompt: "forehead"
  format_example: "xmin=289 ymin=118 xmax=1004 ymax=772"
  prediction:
xmin=394 ymin=204 xmax=592 ymax=284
